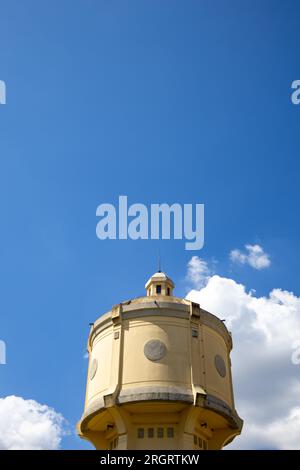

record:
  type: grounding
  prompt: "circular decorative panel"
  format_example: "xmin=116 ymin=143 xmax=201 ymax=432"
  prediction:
xmin=144 ymin=340 xmax=166 ymax=362
xmin=90 ymin=358 xmax=98 ymax=380
xmin=214 ymin=355 xmax=226 ymax=378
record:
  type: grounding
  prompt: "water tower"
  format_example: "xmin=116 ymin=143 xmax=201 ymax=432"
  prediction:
xmin=78 ymin=271 xmax=242 ymax=449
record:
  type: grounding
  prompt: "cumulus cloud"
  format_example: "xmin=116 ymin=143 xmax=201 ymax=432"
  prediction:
xmin=186 ymin=265 xmax=300 ymax=449
xmin=0 ymin=396 xmax=66 ymax=450
xmin=230 ymin=244 xmax=271 ymax=269
xmin=186 ymin=256 xmax=212 ymax=289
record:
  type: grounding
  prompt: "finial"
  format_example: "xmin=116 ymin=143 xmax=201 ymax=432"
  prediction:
xmin=158 ymin=252 xmax=161 ymax=273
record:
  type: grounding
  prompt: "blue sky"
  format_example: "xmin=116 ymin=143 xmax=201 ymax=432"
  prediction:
xmin=0 ymin=1 xmax=300 ymax=449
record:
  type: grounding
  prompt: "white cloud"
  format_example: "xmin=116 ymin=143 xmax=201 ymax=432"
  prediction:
xmin=186 ymin=256 xmax=212 ymax=289
xmin=186 ymin=265 xmax=300 ymax=449
xmin=230 ymin=244 xmax=271 ymax=269
xmin=232 ymin=404 xmax=300 ymax=450
xmin=0 ymin=396 xmax=66 ymax=450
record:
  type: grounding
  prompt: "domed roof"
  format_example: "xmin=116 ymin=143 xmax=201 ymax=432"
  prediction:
xmin=145 ymin=271 xmax=174 ymax=289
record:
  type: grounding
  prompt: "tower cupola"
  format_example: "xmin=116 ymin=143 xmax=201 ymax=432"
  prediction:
xmin=145 ymin=271 xmax=174 ymax=297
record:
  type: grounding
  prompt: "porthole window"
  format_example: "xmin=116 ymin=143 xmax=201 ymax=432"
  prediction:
xmin=89 ymin=358 xmax=98 ymax=380
xmin=214 ymin=354 xmax=226 ymax=378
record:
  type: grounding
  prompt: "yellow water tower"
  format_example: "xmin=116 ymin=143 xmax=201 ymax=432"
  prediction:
xmin=78 ymin=270 xmax=243 ymax=450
